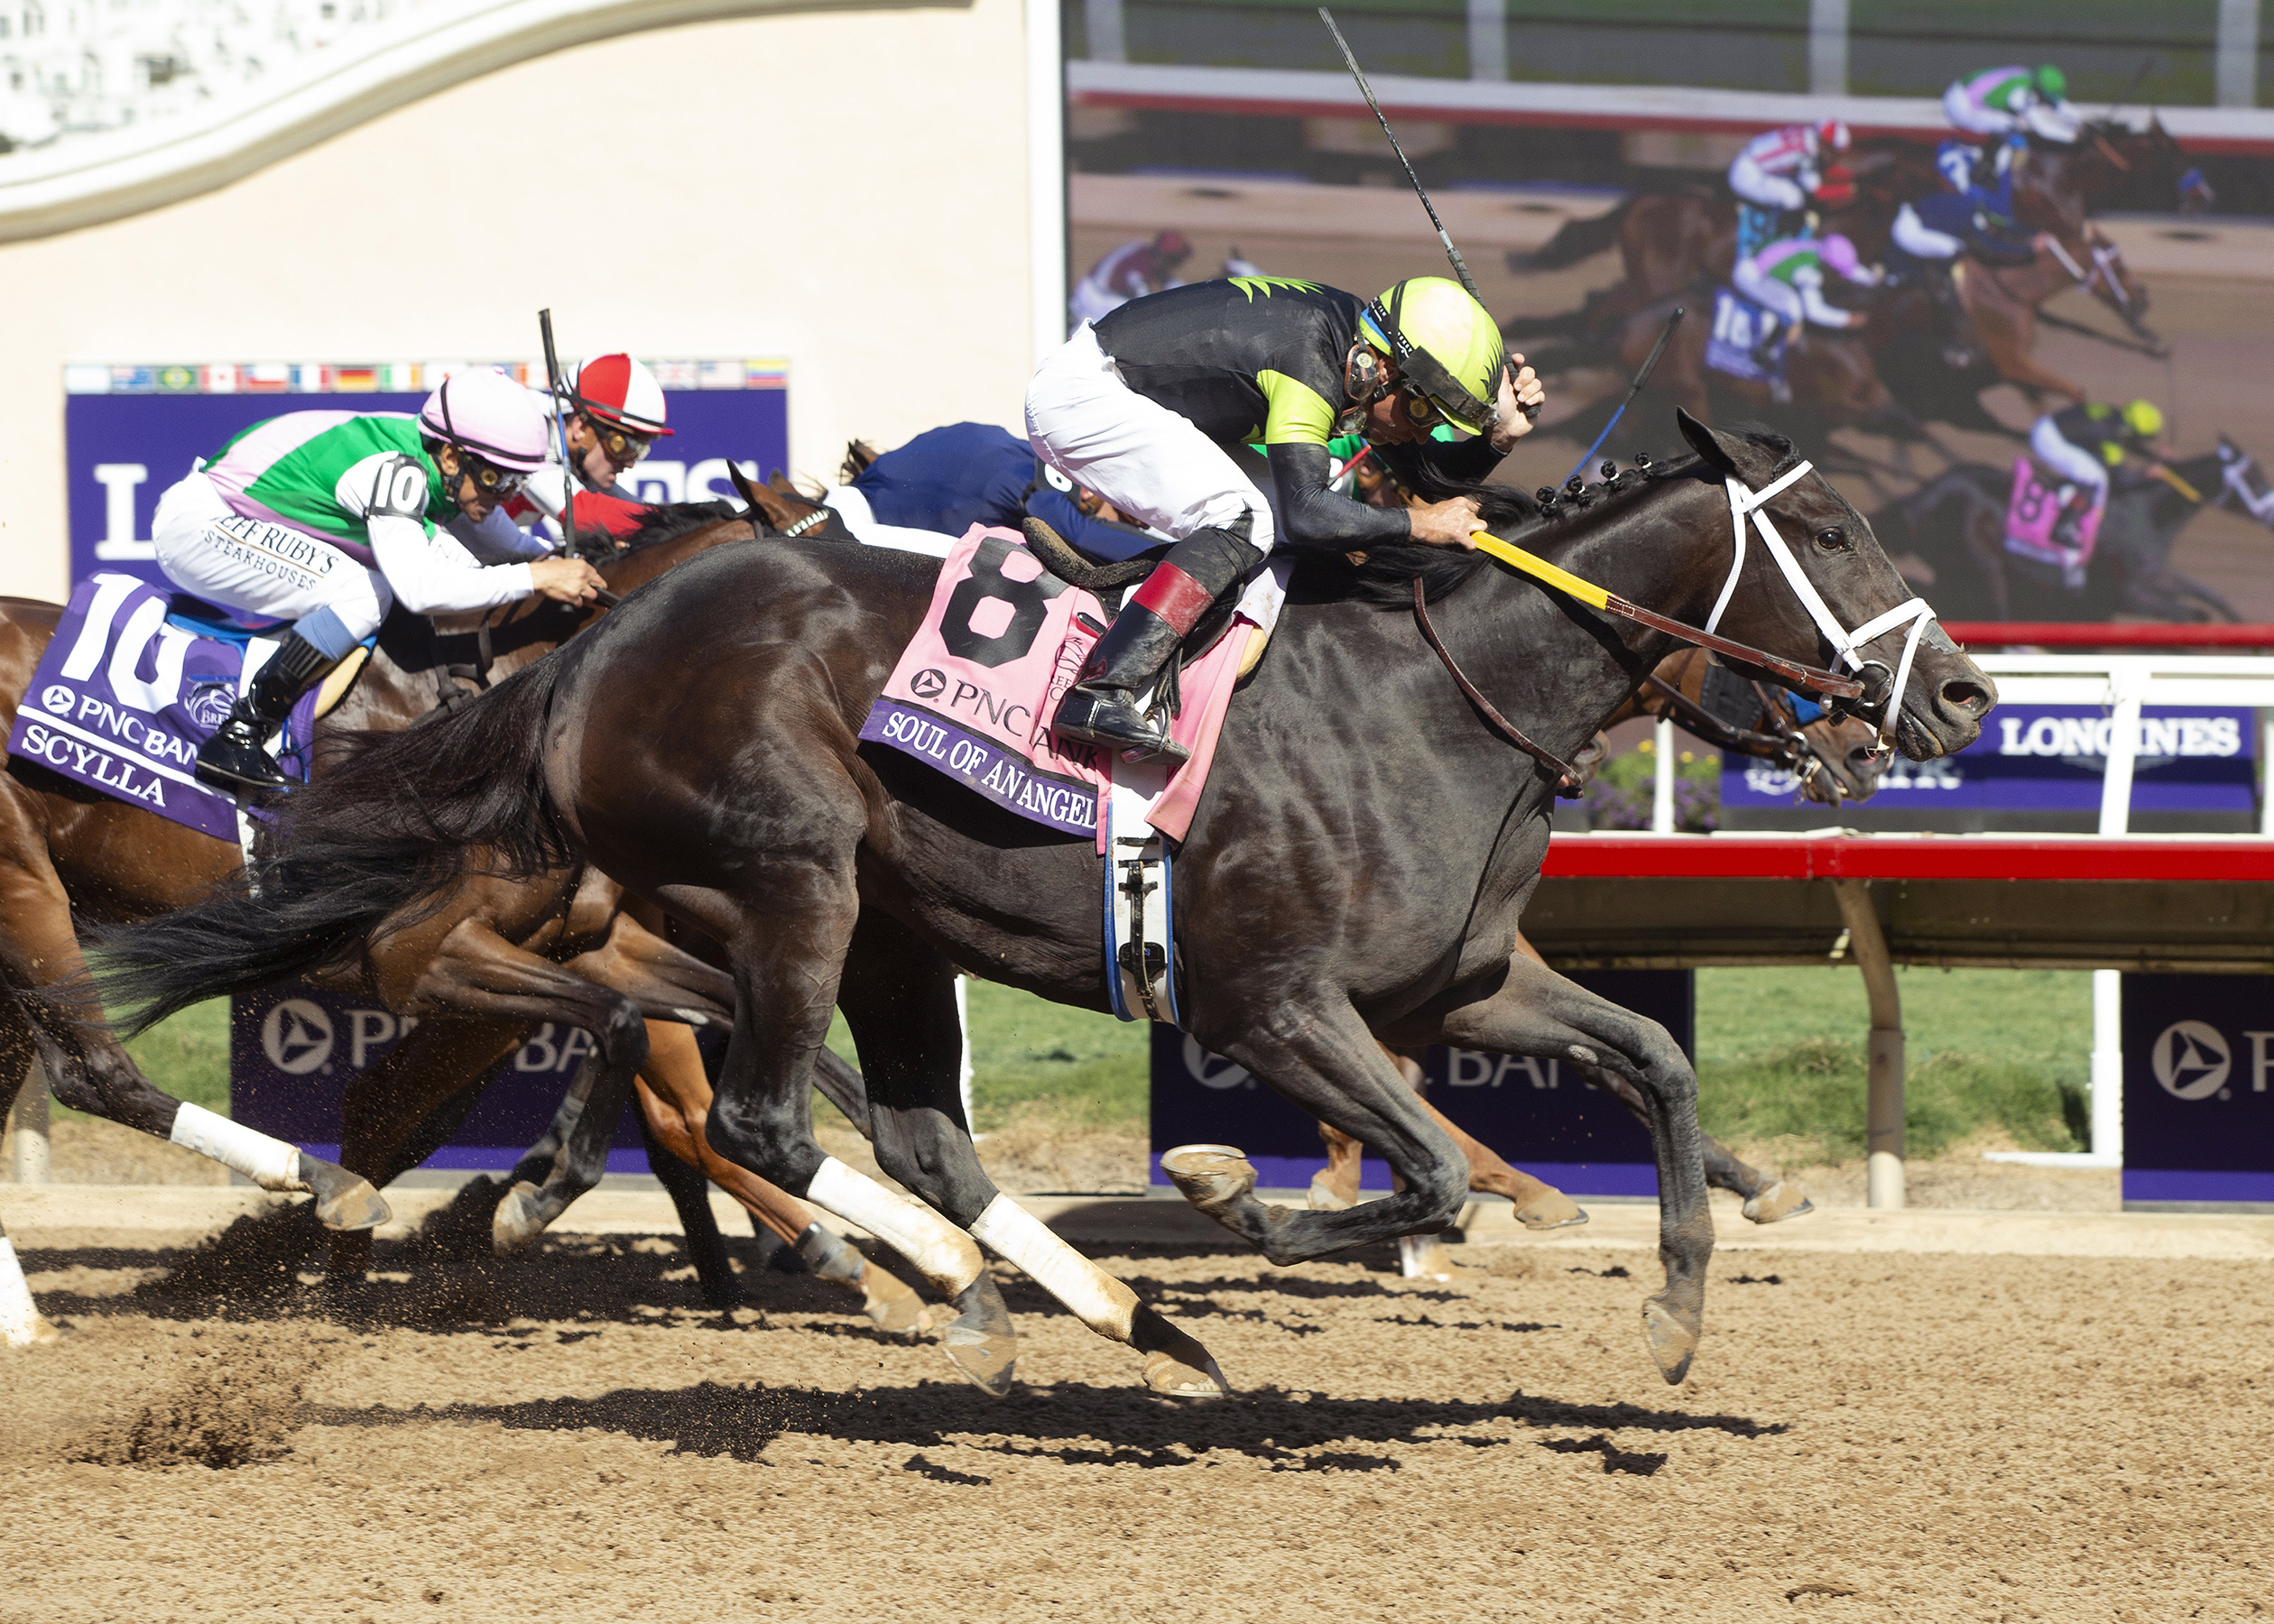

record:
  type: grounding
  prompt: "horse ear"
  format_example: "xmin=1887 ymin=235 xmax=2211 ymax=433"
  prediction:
xmin=1676 ymin=407 xmax=1736 ymax=472
xmin=727 ymin=460 xmax=764 ymax=510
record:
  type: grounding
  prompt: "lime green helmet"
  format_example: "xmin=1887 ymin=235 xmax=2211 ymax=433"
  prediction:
xmin=2122 ymin=398 xmax=2164 ymax=438
xmin=2034 ymin=64 xmax=2067 ymax=101
xmin=1359 ymin=276 xmax=1508 ymax=436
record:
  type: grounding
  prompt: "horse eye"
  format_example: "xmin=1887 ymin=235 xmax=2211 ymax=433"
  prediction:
xmin=1815 ymin=527 xmax=1851 ymax=553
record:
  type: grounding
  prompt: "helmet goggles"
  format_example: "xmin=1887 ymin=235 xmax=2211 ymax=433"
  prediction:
xmin=582 ymin=414 xmax=652 ymax=469
xmin=451 ymin=449 xmax=526 ymax=500
xmin=1364 ymin=282 xmax=1505 ymax=438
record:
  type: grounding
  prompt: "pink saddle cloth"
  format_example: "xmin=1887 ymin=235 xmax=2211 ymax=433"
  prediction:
xmin=857 ymin=525 xmax=1254 ymax=845
xmin=2003 ymin=456 xmax=2103 ymax=577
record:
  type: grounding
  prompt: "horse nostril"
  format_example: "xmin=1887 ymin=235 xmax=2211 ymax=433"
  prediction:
xmin=1940 ymin=679 xmax=1992 ymax=716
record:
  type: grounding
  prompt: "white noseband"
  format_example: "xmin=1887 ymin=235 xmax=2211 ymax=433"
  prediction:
xmin=1704 ymin=460 xmax=1936 ymax=743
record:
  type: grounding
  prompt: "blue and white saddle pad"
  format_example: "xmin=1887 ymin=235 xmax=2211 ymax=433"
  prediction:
xmin=1705 ymin=286 xmax=1788 ymax=386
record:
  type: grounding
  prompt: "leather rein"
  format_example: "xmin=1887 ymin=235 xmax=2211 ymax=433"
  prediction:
xmin=1411 ymin=459 xmax=1936 ymax=793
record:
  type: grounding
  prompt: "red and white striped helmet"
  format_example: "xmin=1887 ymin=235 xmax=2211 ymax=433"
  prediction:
xmin=567 ymin=353 xmax=672 ymax=438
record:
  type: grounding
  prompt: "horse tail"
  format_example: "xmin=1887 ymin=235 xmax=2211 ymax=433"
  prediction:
xmin=97 ymin=657 xmax=568 ymax=1034
xmin=1509 ymin=198 xmax=1633 ymax=272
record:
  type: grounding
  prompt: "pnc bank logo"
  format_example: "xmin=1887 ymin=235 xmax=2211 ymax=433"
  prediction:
xmin=2154 ymin=1021 xmax=2230 ymax=1099
xmin=2148 ymin=1019 xmax=2274 ymax=1103
xmin=910 ymin=669 xmax=948 ymax=700
xmin=40 ymin=685 xmax=71 ymax=715
xmin=262 ymin=999 xmax=335 ymax=1075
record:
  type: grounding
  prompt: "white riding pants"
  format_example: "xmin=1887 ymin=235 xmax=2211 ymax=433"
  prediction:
xmin=1733 ymin=262 xmax=1852 ymax=332
xmin=152 ymin=473 xmax=393 ymax=641
xmin=1943 ymin=82 xmax=2022 ymax=137
xmin=1890 ymin=202 xmax=1963 ymax=262
xmin=1727 ymin=153 xmax=1807 ymax=212
xmin=2029 ymin=417 xmax=2110 ymax=501
xmin=1024 ymin=323 xmax=1279 ymax=556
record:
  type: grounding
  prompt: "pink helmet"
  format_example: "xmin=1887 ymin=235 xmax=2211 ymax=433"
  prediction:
xmin=418 ymin=365 xmax=550 ymax=473
xmin=1820 ymin=233 xmax=1862 ymax=278
xmin=1816 ymin=118 xmax=1852 ymax=152
xmin=568 ymin=353 xmax=671 ymax=438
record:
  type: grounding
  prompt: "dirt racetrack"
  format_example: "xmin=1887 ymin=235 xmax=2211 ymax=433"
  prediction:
xmin=7 ymin=1209 xmax=2272 ymax=1622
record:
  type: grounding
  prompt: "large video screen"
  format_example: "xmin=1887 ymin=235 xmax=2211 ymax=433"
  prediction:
xmin=1058 ymin=4 xmax=2274 ymax=628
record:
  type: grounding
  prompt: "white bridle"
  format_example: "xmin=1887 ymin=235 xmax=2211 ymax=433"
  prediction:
xmin=1704 ymin=460 xmax=1937 ymax=743
xmin=2220 ymin=448 xmax=2274 ymax=523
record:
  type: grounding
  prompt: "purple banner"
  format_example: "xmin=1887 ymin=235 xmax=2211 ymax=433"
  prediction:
xmin=5 ymin=573 xmax=247 ymax=840
xmin=1724 ymin=703 xmax=2258 ymax=811
xmin=2121 ymin=973 xmax=2274 ymax=1210
xmin=231 ymin=982 xmax=648 ymax=1175
xmin=859 ymin=696 xmax=1099 ymax=836
xmin=1150 ymin=971 xmax=1684 ymax=1197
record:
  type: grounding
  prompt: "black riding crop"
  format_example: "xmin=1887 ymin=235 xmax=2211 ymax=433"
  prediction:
xmin=1317 ymin=7 xmax=1539 ymax=421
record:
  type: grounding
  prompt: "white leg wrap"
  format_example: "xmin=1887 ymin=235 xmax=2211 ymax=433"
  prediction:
xmin=170 ymin=1103 xmax=302 ymax=1190
xmin=804 ymin=1157 xmax=984 ymax=1297
xmin=969 ymin=1193 xmax=1138 ymax=1342
xmin=0 ymin=1238 xmax=40 ymax=1347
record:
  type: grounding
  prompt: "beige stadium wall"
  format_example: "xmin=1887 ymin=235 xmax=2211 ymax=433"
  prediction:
xmin=0 ymin=0 xmax=1047 ymax=602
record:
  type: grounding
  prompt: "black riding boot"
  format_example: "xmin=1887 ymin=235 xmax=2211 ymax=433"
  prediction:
xmin=1052 ymin=522 xmax=1263 ymax=767
xmin=194 ymin=631 xmax=339 ymax=792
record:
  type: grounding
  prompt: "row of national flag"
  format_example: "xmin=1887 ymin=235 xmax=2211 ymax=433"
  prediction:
xmin=64 ymin=359 xmax=790 ymax=394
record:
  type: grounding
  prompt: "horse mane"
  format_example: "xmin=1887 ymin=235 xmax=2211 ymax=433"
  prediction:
xmin=1294 ymin=421 xmax=1801 ymax=611
xmin=613 ymin=499 xmax=742 ymax=554
xmin=1291 ymin=481 xmax=1532 ymax=609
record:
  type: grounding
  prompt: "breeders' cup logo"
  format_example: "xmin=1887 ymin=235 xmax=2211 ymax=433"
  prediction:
xmin=2152 ymin=1020 xmax=2231 ymax=1100
xmin=909 ymin=669 xmax=948 ymax=700
xmin=183 ymin=681 xmax=237 ymax=731
xmin=40 ymin=685 xmax=71 ymax=715
xmin=262 ymin=999 xmax=335 ymax=1075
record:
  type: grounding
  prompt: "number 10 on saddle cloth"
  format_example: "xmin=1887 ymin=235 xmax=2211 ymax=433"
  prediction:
xmin=857 ymin=525 xmax=1278 ymax=848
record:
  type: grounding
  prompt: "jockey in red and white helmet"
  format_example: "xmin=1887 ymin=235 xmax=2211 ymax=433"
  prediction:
xmin=515 ymin=353 xmax=674 ymax=536
xmin=1728 ymin=120 xmax=1852 ymax=215
xmin=151 ymin=365 xmax=605 ymax=789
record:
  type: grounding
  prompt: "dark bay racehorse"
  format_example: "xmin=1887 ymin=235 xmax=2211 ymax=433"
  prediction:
xmin=103 ymin=413 xmax=1994 ymax=1397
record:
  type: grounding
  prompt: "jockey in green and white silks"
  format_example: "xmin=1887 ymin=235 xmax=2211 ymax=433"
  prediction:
xmin=152 ymin=365 xmax=605 ymax=792
xmin=1944 ymin=64 xmax=2080 ymax=145
xmin=1731 ymin=233 xmax=1880 ymax=336
xmin=1023 ymin=274 xmax=1547 ymax=765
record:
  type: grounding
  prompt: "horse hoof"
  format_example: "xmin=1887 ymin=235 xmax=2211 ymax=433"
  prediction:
xmin=1740 ymin=1181 xmax=1815 ymax=1225
xmin=858 ymin=1262 xmax=929 ymax=1338
xmin=1142 ymin=1350 xmax=1230 ymax=1398
xmin=1399 ymin=1235 xmax=1457 ymax=1281
xmin=1513 ymin=1189 xmax=1589 ymax=1231
xmin=490 ymin=1182 xmax=551 ymax=1257
xmin=1129 ymin=1302 xmax=1233 ymax=1395
xmin=1307 ymin=1174 xmax=1353 ymax=1212
xmin=939 ymin=1274 xmax=1018 ymax=1397
xmin=1641 ymin=1296 xmax=1701 ymax=1386
xmin=300 ymin=1157 xmax=391 ymax=1232
xmin=1160 ymin=1144 xmax=1258 ymax=1218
